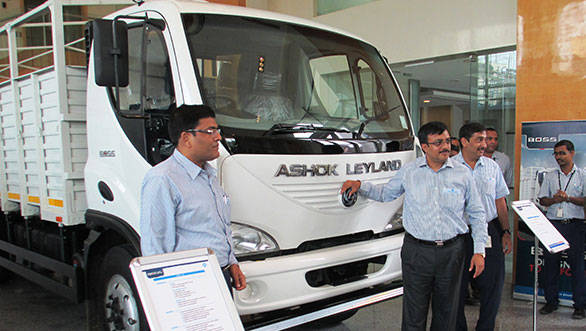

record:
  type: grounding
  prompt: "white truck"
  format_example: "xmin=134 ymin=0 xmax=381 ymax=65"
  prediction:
xmin=0 ymin=0 xmax=416 ymax=329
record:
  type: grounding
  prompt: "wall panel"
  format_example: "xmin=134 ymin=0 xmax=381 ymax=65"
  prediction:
xmin=514 ymin=0 xmax=586 ymax=283
xmin=515 ymin=0 xmax=586 ymax=194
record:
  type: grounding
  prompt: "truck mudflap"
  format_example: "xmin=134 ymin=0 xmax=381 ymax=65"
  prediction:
xmin=244 ymin=281 xmax=403 ymax=330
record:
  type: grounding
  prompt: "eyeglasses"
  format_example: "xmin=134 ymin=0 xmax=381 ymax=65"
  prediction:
xmin=425 ymin=139 xmax=451 ymax=147
xmin=185 ymin=128 xmax=222 ymax=136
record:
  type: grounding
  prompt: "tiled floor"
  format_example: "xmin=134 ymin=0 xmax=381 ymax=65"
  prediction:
xmin=292 ymin=274 xmax=586 ymax=331
xmin=0 ymin=276 xmax=86 ymax=331
xmin=1 ymin=271 xmax=584 ymax=330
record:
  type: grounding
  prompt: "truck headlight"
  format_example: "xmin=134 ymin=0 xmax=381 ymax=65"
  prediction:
xmin=384 ymin=207 xmax=404 ymax=232
xmin=231 ymin=223 xmax=279 ymax=256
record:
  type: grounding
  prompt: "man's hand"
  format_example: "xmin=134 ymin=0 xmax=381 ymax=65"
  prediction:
xmin=230 ymin=264 xmax=246 ymax=290
xmin=341 ymin=180 xmax=361 ymax=195
xmin=469 ymin=253 xmax=485 ymax=278
xmin=502 ymin=232 xmax=512 ymax=255
xmin=553 ymin=190 xmax=568 ymax=202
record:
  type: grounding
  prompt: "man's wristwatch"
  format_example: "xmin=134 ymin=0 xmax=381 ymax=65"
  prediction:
xmin=502 ymin=229 xmax=511 ymax=236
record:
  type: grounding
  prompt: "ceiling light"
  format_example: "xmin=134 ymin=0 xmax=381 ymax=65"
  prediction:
xmin=404 ymin=60 xmax=434 ymax=68
xmin=431 ymin=90 xmax=470 ymax=100
xmin=423 ymin=99 xmax=431 ymax=103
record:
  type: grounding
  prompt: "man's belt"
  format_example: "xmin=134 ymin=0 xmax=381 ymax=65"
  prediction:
xmin=551 ymin=218 xmax=583 ymax=224
xmin=405 ymin=232 xmax=465 ymax=247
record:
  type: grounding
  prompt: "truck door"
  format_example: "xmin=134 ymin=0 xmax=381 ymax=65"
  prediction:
xmin=111 ymin=15 xmax=177 ymax=165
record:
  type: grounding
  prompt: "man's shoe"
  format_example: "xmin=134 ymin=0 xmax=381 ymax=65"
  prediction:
xmin=572 ymin=308 xmax=585 ymax=319
xmin=539 ymin=303 xmax=558 ymax=315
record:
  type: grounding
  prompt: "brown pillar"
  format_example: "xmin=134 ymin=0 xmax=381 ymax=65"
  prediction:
xmin=514 ymin=0 xmax=586 ymax=281
xmin=515 ymin=0 xmax=586 ymax=198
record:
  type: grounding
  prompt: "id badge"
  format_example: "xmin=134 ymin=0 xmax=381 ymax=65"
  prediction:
xmin=556 ymin=207 xmax=563 ymax=218
xmin=485 ymin=235 xmax=492 ymax=249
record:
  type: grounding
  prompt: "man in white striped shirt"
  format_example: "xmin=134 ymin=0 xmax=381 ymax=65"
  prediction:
xmin=454 ymin=122 xmax=511 ymax=331
xmin=140 ymin=105 xmax=246 ymax=293
xmin=342 ymin=121 xmax=487 ymax=331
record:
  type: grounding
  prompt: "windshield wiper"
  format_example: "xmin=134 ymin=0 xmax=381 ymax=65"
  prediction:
xmin=263 ymin=123 xmax=351 ymax=136
xmin=356 ymin=104 xmax=402 ymax=138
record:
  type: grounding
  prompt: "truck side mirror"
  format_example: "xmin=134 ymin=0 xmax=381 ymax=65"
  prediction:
xmin=91 ymin=19 xmax=129 ymax=87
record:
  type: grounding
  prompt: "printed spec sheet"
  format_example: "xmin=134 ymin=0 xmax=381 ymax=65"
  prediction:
xmin=131 ymin=250 xmax=243 ymax=331
xmin=512 ymin=200 xmax=570 ymax=254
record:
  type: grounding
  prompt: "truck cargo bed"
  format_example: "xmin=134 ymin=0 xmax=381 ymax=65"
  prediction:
xmin=0 ymin=66 xmax=88 ymax=225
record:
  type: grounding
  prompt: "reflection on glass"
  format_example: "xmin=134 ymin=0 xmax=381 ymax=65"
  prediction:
xmin=390 ymin=49 xmax=517 ymax=163
xmin=472 ymin=51 xmax=516 ymax=139
xmin=181 ymin=13 xmax=411 ymax=154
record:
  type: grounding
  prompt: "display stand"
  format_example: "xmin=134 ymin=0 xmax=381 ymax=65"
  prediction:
xmin=512 ymin=200 xmax=570 ymax=331
xmin=129 ymin=248 xmax=244 ymax=331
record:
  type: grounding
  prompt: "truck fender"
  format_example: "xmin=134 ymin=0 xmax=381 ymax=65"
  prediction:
xmin=83 ymin=210 xmax=141 ymax=330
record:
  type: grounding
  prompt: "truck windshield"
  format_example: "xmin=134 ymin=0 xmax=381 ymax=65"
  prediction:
xmin=182 ymin=14 xmax=413 ymax=154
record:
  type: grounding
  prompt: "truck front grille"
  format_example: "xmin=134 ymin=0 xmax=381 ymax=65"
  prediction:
xmin=305 ymin=255 xmax=387 ymax=287
xmin=271 ymin=176 xmax=391 ymax=212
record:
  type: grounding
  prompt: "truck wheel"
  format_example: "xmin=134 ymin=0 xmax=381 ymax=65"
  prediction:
xmin=100 ymin=244 xmax=147 ymax=331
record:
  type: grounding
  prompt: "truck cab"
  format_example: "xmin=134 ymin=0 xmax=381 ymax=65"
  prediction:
xmin=87 ymin=0 xmax=414 ymax=320
xmin=0 ymin=1 xmax=415 ymax=329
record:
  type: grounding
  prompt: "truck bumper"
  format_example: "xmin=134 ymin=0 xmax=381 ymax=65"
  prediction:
xmin=235 ymin=233 xmax=404 ymax=315
xmin=248 ymin=283 xmax=403 ymax=330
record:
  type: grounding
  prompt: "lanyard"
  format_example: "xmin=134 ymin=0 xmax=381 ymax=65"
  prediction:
xmin=558 ymin=170 xmax=575 ymax=192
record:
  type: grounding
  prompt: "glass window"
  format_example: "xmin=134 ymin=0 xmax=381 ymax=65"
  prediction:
xmin=143 ymin=24 xmax=174 ymax=111
xmin=119 ymin=26 xmax=142 ymax=111
xmin=391 ymin=48 xmax=517 ymax=183
xmin=471 ymin=50 xmax=516 ymax=160
xmin=117 ymin=23 xmax=174 ymax=113
xmin=316 ymin=0 xmax=379 ymax=16
xmin=308 ymin=55 xmax=357 ymax=118
xmin=182 ymin=14 xmax=410 ymax=144
xmin=357 ymin=59 xmax=398 ymax=120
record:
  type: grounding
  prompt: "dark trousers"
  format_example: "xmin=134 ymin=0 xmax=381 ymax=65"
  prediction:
xmin=540 ymin=220 xmax=586 ymax=308
xmin=457 ymin=220 xmax=505 ymax=331
xmin=401 ymin=233 xmax=466 ymax=331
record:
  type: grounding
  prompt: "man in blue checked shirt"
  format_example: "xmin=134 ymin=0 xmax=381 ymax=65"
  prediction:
xmin=140 ymin=105 xmax=246 ymax=293
xmin=342 ymin=121 xmax=487 ymax=331
xmin=537 ymin=139 xmax=585 ymax=319
xmin=453 ymin=123 xmax=511 ymax=331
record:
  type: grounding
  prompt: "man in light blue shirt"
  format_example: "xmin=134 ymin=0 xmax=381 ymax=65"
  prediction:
xmin=341 ymin=121 xmax=487 ymax=331
xmin=537 ymin=139 xmax=585 ymax=319
xmin=140 ymin=105 xmax=246 ymax=292
xmin=485 ymin=128 xmax=513 ymax=188
xmin=454 ymin=123 xmax=511 ymax=331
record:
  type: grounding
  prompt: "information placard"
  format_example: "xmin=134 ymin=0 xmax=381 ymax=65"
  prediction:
xmin=512 ymin=200 xmax=570 ymax=253
xmin=130 ymin=248 xmax=243 ymax=331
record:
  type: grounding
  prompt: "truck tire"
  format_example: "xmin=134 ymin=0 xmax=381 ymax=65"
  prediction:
xmin=99 ymin=244 xmax=148 ymax=331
